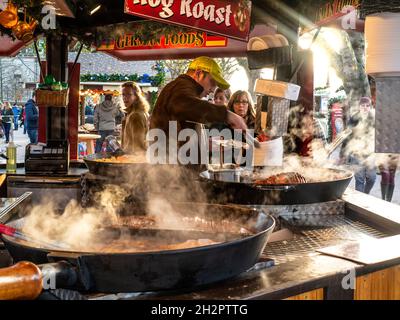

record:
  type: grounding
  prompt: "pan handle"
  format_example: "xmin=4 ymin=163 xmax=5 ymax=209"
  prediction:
xmin=253 ymin=185 xmax=296 ymax=191
xmin=0 ymin=261 xmax=43 ymax=300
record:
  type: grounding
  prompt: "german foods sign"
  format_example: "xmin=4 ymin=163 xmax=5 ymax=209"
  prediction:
xmin=124 ymin=0 xmax=252 ymax=41
xmin=97 ymin=31 xmax=227 ymax=51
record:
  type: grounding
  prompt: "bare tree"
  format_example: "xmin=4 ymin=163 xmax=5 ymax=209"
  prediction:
xmin=315 ymin=29 xmax=370 ymax=115
xmin=162 ymin=59 xmax=189 ymax=81
xmin=237 ymin=58 xmax=262 ymax=100
xmin=161 ymin=57 xmax=242 ymax=83
xmin=0 ymin=57 xmax=38 ymax=103
xmin=215 ymin=58 xmax=241 ymax=80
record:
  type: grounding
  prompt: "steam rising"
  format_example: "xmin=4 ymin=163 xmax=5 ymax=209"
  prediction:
xmin=19 ymin=165 xmax=213 ymax=252
xmin=16 ymin=106 xmax=391 ymax=252
xmin=21 ymin=185 xmax=129 ymax=250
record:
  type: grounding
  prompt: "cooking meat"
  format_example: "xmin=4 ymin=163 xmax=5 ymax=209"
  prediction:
xmin=94 ymin=154 xmax=147 ymax=163
xmin=116 ymin=216 xmax=156 ymax=229
xmin=98 ymin=238 xmax=219 ymax=253
xmin=255 ymin=172 xmax=307 ymax=185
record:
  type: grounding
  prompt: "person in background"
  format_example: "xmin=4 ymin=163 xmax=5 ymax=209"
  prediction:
xmin=378 ymin=154 xmax=398 ymax=202
xmin=213 ymin=88 xmax=231 ymax=107
xmin=19 ymin=105 xmax=26 ymax=134
xmin=12 ymin=102 xmax=20 ymax=131
xmin=25 ymin=95 xmax=39 ymax=143
xmin=84 ymin=103 xmax=94 ymax=116
xmin=2 ymin=102 xmax=14 ymax=143
xmin=341 ymin=97 xmax=376 ymax=194
xmin=115 ymin=104 xmax=125 ymax=127
xmin=227 ymin=90 xmax=256 ymax=129
xmin=121 ymin=81 xmax=150 ymax=153
xmin=94 ymin=94 xmax=118 ymax=153
xmin=208 ymin=88 xmax=231 ymax=132
xmin=328 ymin=98 xmax=345 ymax=143
xmin=0 ymin=102 xmax=3 ymax=138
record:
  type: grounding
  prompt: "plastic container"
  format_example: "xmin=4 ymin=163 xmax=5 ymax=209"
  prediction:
xmin=207 ymin=164 xmax=243 ymax=182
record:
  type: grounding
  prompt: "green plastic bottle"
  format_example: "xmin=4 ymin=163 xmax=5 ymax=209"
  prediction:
xmin=6 ymin=142 xmax=17 ymax=174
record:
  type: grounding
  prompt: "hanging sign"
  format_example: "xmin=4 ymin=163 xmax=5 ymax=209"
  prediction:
xmin=97 ymin=31 xmax=227 ymax=51
xmin=314 ymin=0 xmax=360 ymax=26
xmin=124 ymin=0 xmax=251 ymax=41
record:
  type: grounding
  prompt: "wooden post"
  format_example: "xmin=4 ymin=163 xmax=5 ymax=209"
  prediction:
xmin=45 ymin=34 xmax=69 ymax=141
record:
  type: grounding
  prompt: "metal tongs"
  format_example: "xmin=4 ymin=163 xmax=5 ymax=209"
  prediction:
xmin=325 ymin=128 xmax=352 ymax=157
xmin=0 ymin=223 xmax=69 ymax=250
xmin=244 ymin=131 xmax=261 ymax=149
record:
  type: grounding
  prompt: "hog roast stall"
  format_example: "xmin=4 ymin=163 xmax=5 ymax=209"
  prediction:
xmin=1 ymin=185 xmax=400 ymax=300
xmin=2 ymin=0 xmax=400 ymax=300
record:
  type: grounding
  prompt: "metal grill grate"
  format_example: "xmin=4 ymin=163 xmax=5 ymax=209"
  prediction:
xmin=264 ymin=216 xmax=388 ymax=265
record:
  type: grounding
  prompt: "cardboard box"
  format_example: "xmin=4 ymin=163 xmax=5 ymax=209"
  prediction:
xmin=255 ymin=79 xmax=300 ymax=101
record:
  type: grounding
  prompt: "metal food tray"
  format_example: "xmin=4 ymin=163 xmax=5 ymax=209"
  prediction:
xmin=264 ymin=215 xmax=387 ymax=265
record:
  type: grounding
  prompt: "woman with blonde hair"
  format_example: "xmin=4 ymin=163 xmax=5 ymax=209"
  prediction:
xmin=227 ymin=90 xmax=256 ymax=129
xmin=121 ymin=81 xmax=150 ymax=153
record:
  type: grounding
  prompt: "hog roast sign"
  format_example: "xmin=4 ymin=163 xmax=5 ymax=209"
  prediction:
xmin=124 ymin=0 xmax=252 ymax=41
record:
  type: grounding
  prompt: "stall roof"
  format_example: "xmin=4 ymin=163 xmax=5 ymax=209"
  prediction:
xmin=0 ymin=1 xmax=328 ymax=59
xmin=0 ymin=36 xmax=30 ymax=57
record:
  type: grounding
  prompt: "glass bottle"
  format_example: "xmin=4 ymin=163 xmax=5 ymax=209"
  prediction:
xmin=6 ymin=142 xmax=17 ymax=174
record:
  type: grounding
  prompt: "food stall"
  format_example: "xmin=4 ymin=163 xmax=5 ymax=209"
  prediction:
xmin=1 ymin=0 xmax=400 ymax=301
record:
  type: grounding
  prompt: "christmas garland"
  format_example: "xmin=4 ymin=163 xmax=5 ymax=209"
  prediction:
xmin=80 ymin=62 xmax=167 ymax=87
xmin=93 ymin=21 xmax=191 ymax=48
xmin=80 ymin=74 xmax=165 ymax=87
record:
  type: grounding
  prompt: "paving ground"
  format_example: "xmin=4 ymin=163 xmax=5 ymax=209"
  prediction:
xmin=0 ymin=125 xmax=30 ymax=164
xmin=351 ymin=174 xmax=400 ymax=205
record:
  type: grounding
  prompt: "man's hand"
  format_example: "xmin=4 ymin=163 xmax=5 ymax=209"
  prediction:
xmin=226 ymin=111 xmax=247 ymax=130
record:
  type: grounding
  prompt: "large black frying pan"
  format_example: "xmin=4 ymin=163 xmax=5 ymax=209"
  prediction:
xmin=83 ymin=153 xmax=152 ymax=177
xmin=0 ymin=203 xmax=275 ymax=299
xmin=199 ymin=167 xmax=353 ymax=205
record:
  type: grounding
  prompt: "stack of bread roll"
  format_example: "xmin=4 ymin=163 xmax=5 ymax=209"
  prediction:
xmin=247 ymin=34 xmax=289 ymax=51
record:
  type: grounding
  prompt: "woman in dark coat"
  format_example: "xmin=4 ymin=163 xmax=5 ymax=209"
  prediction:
xmin=1 ymin=102 xmax=14 ymax=143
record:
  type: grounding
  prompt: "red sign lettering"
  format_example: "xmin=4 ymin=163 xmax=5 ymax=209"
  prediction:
xmin=124 ymin=0 xmax=251 ymax=41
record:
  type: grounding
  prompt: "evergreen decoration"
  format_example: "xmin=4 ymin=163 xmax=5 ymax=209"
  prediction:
xmin=80 ymin=62 xmax=167 ymax=87
xmin=93 ymin=21 xmax=192 ymax=48
xmin=328 ymin=97 xmax=345 ymax=107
